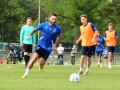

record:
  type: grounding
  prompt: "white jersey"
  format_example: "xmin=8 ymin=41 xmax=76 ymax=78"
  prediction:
xmin=71 ymin=48 xmax=77 ymax=56
xmin=103 ymin=49 xmax=108 ymax=57
xmin=57 ymin=47 xmax=64 ymax=55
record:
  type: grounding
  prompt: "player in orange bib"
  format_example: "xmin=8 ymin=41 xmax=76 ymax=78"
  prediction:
xmin=104 ymin=23 xmax=118 ymax=68
xmin=76 ymin=14 xmax=98 ymax=75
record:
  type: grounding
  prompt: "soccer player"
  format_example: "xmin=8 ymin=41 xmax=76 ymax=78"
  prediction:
xmin=96 ymin=32 xmax=105 ymax=67
xmin=20 ymin=17 xmax=36 ymax=68
xmin=21 ymin=13 xmax=62 ymax=78
xmin=76 ymin=14 xmax=98 ymax=75
xmin=104 ymin=23 xmax=118 ymax=68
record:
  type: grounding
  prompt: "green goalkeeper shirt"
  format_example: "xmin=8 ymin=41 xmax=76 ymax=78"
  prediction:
xmin=20 ymin=25 xmax=36 ymax=44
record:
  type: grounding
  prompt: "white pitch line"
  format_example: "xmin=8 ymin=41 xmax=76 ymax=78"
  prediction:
xmin=0 ymin=66 xmax=12 ymax=69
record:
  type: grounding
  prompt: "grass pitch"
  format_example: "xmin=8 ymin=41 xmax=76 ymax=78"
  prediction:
xmin=0 ymin=63 xmax=120 ymax=90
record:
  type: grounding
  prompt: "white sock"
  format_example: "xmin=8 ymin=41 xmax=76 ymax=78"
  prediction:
xmin=24 ymin=68 xmax=30 ymax=75
xmin=80 ymin=68 xmax=83 ymax=71
xmin=100 ymin=63 xmax=102 ymax=65
xmin=86 ymin=68 xmax=89 ymax=72
xmin=109 ymin=62 xmax=111 ymax=66
xmin=98 ymin=62 xmax=100 ymax=64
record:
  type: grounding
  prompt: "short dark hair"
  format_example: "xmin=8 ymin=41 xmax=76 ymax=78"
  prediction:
xmin=80 ymin=14 xmax=87 ymax=18
xmin=27 ymin=17 xmax=32 ymax=20
xmin=50 ymin=13 xmax=58 ymax=17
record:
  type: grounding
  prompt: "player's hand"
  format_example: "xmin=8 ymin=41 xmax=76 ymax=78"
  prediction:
xmin=96 ymin=43 xmax=100 ymax=46
xmin=76 ymin=39 xmax=80 ymax=44
xmin=114 ymin=36 xmax=118 ymax=39
xmin=26 ymin=35 xmax=31 ymax=40
xmin=91 ymin=38 xmax=96 ymax=42
xmin=104 ymin=38 xmax=109 ymax=41
xmin=20 ymin=44 xmax=24 ymax=47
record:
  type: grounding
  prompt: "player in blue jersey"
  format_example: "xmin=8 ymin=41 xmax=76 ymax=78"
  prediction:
xmin=21 ymin=13 xmax=62 ymax=78
xmin=96 ymin=32 xmax=105 ymax=67
xmin=20 ymin=17 xmax=36 ymax=68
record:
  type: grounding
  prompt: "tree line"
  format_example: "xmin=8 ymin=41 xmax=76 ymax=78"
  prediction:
xmin=0 ymin=0 xmax=120 ymax=47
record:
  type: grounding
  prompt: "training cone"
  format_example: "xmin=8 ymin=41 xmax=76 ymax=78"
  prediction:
xmin=0 ymin=60 xmax=3 ymax=64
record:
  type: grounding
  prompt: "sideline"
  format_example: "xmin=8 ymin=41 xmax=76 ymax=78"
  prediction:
xmin=0 ymin=66 xmax=12 ymax=69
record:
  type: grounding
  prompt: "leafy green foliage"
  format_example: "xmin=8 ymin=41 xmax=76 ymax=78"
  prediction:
xmin=0 ymin=0 xmax=120 ymax=46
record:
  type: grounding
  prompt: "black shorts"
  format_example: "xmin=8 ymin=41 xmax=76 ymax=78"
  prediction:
xmin=96 ymin=51 xmax=103 ymax=56
xmin=35 ymin=45 xmax=50 ymax=61
xmin=58 ymin=55 xmax=63 ymax=59
xmin=82 ymin=45 xmax=95 ymax=57
xmin=104 ymin=57 xmax=108 ymax=59
xmin=108 ymin=47 xmax=115 ymax=53
xmin=23 ymin=44 xmax=32 ymax=53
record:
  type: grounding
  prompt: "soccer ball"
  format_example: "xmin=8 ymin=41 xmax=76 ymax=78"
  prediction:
xmin=69 ymin=73 xmax=80 ymax=83
xmin=23 ymin=62 xmax=25 ymax=64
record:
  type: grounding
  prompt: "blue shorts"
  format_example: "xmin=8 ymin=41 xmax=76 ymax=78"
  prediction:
xmin=107 ymin=47 xmax=115 ymax=53
xmin=82 ymin=45 xmax=95 ymax=57
xmin=35 ymin=45 xmax=51 ymax=61
xmin=96 ymin=51 xmax=103 ymax=56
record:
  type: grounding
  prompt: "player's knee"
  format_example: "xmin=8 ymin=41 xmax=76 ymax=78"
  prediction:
xmin=40 ymin=62 xmax=45 ymax=66
xmin=81 ymin=55 xmax=85 ymax=59
xmin=39 ymin=58 xmax=45 ymax=66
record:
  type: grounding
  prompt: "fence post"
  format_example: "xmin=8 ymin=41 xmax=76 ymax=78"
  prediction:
xmin=112 ymin=54 xmax=114 ymax=66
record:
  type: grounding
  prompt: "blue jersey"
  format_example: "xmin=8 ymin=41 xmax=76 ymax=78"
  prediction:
xmin=91 ymin=23 xmax=97 ymax=31
xmin=83 ymin=23 xmax=97 ymax=32
xmin=35 ymin=22 xmax=62 ymax=52
xmin=96 ymin=37 xmax=105 ymax=52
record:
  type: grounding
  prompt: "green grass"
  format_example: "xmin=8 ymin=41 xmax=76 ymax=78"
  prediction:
xmin=0 ymin=63 xmax=120 ymax=90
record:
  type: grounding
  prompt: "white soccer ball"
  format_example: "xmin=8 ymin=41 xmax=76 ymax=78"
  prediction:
xmin=23 ymin=62 xmax=25 ymax=64
xmin=69 ymin=73 xmax=80 ymax=83
xmin=64 ymin=63 xmax=67 ymax=65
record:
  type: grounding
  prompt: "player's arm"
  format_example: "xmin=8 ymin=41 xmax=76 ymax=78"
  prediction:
xmin=53 ymin=34 xmax=62 ymax=51
xmin=32 ymin=31 xmax=36 ymax=48
xmin=93 ymin=30 xmax=98 ymax=40
xmin=103 ymin=33 xmax=108 ymax=41
xmin=96 ymin=40 xmax=100 ymax=46
xmin=20 ymin=26 xmax=25 ymax=47
xmin=91 ymin=23 xmax=98 ymax=42
xmin=26 ymin=30 xmax=36 ymax=40
xmin=62 ymin=47 xmax=64 ymax=52
xmin=76 ymin=36 xmax=82 ymax=44
xmin=115 ymin=31 xmax=118 ymax=39
xmin=32 ymin=27 xmax=37 ymax=44
xmin=26 ymin=23 xmax=44 ymax=39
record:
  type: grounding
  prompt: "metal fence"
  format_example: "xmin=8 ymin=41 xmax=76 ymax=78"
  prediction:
xmin=47 ymin=52 xmax=120 ymax=65
xmin=0 ymin=51 xmax=120 ymax=65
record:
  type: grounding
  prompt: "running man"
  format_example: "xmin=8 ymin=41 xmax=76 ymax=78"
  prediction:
xmin=76 ymin=14 xmax=98 ymax=75
xmin=20 ymin=17 xmax=36 ymax=68
xmin=21 ymin=13 xmax=62 ymax=78
xmin=96 ymin=32 xmax=105 ymax=67
xmin=104 ymin=23 xmax=118 ymax=68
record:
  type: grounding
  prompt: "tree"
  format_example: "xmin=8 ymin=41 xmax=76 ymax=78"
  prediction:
xmin=0 ymin=0 xmax=25 ymax=42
